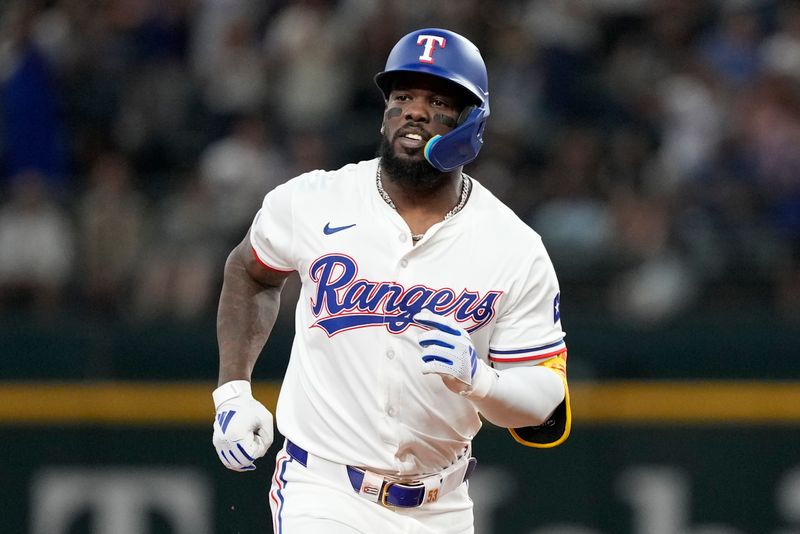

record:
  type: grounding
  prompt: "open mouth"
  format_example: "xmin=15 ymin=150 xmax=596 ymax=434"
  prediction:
xmin=396 ymin=130 xmax=429 ymax=149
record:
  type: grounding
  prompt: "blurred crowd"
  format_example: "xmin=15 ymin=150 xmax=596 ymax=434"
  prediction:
xmin=1 ymin=0 xmax=799 ymax=326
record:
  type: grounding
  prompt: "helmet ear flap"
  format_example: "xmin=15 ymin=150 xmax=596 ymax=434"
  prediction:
xmin=424 ymin=104 xmax=488 ymax=172
xmin=457 ymin=105 xmax=477 ymax=126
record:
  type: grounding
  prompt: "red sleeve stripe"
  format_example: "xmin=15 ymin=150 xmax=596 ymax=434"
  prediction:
xmin=251 ymin=247 xmax=294 ymax=274
xmin=488 ymin=348 xmax=567 ymax=363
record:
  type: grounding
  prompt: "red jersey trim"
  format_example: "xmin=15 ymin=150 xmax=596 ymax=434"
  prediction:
xmin=489 ymin=349 xmax=567 ymax=363
xmin=251 ymin=247 xmax=294 ymax=274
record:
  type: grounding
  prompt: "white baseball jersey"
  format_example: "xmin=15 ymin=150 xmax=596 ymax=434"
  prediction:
xmin=250 ymin=157 xmax=565 ymax=476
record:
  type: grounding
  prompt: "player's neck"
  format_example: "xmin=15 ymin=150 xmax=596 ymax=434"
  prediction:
xmin=377 ymin=164 xmax=468 ymax=242
xmin=378 ymin=165 xmax=463 ymax=217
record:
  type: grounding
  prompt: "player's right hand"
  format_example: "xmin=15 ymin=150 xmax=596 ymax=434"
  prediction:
xmin=212 ymin=380 xmax=274 ymax=472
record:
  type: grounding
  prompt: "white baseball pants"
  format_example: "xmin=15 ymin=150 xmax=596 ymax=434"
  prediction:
xmin=268 ymin=443 xmax=474 ymax=534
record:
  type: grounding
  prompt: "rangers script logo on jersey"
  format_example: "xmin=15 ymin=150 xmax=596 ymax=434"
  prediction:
xmin=309 ymin=254 xmax=502 ymax=336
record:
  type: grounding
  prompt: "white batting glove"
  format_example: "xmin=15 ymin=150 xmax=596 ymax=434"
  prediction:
xmin=414 ymin=310 xmax=496 ymax=399
xmin=212 ymin=380 xmax=274 ymax=472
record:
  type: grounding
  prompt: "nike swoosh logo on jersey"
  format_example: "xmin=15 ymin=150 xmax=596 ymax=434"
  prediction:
xmin=323 ymin=222 xmax=357 ymax=235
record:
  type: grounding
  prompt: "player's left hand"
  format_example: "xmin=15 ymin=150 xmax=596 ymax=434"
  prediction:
xmin=212 ymin=380 xmax=273 ymax=472
xmin=414 ymin=310 xmax=495 ymax=399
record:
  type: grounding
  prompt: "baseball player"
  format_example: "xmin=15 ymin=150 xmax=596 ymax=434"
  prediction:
xmin=212 ymin=28 xmax=571 ymax=534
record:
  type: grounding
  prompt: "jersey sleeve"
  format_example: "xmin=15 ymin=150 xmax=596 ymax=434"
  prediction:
xmin=488 ymin=241 xmax=566 ymax=365
xmin=249 ymin=180 xmax=297 ymax=273
xmin=490 ymin=240 xmax=571 ymax=448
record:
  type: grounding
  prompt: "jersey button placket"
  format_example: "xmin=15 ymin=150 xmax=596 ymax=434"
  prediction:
xmin=380 ymin=341 xmax=401 ymax=445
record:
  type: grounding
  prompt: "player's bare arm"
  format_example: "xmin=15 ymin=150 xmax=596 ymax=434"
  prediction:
xmin=212 ymin=229 xmax=286 ymax=473
xmin=217 ymin=229 xmax=288 ymax=386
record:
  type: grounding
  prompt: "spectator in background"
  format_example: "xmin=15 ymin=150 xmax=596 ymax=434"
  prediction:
xmin=698 ymin=3 xmax=763 ymax=89
xmin=198 ymin=115 xmax=287 ymax=242
xmin=196 ymin=15 xmax=267 ymax=119
xmin=113 ymin=54 xmax=198 ymax=179
xmin=738 ymin=73 xmax=800 ymax=319
xmin=77 ymin=152 xmax=146 ymax=318
xmin=283 ymin=130 xmax=331 ymax=177
xmin=523 ymin=0 xmax=599 ymax=121
xmin=649 ymin=60 xmax=726 ymax=194
xmin=760 ymin=0 xmax=800 ymax=82
xmin=482 ymin=22 xmax=541 ymax=143
xmin=133 ymin=172 xmax=221 ymax=322
xmin=1 ymin=0 xmax=799 ymax=325
xmin=189 ymin=0 xmax=267 ymax=88
xmin=606 ymin=188 xmax=699 ymax=325
xmin=0 ymin=170 xmax=75 ymax=319
xmin=262 ymin=0 xmax=358 ymax=134
xmin=528 ymin=127 xmax=614 ymax=279
xmin=109 ymin=0 xmax=199 ymax=178
xmin=0 ymin=3 xmax=68 ymax=192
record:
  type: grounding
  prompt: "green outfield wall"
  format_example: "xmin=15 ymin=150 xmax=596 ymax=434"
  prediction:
xmin=2 ymin=311 xmax=798 ymax=381
xmin=1 ymin=312 xmax=798 ymax=532
xmin=1 ymin=381 xmax=799 ymax=534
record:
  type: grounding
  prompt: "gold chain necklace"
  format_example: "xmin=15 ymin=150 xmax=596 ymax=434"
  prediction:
xmin=376 ymin=166 xmax=471 ymax=242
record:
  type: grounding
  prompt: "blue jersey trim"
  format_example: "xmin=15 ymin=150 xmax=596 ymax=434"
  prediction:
xmin=489 ymin=340 xmax=564 ymax=355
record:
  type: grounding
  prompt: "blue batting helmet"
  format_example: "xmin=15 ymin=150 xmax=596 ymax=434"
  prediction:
xmin=374 ymin=28 xmax=490 ymax=172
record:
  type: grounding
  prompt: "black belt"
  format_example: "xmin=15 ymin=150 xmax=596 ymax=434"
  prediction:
xmin=285 ymin=440 xmax=476 ymax=508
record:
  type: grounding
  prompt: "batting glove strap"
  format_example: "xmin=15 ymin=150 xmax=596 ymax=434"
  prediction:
xmin=212 ymin=380 xmax=252 ymax=408
xmin=460 ymin=360 xmax=497 ymax=400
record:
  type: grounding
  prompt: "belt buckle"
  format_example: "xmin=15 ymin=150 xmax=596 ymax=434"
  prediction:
xmin=379 ymin=480 xmax=396 ymax=507
xmin=379 ymin=479 xmax=427 ymax=508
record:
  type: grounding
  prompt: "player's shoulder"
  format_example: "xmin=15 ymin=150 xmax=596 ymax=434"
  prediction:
xmin=467 ymin=179 xmax=556 ymax=279
xmin=282 ymin=158 xmax=377 ymax=195
xmin=469 ymin=177 xmax=543 ymax=247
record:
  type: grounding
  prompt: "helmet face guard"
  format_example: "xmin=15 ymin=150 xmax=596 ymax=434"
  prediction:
xmin=375 ymin=29 xmax=490 ymax=172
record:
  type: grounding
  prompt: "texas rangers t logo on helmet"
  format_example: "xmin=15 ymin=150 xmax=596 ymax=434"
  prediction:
xmin=417 ymin=34 xmax=446 ymax=63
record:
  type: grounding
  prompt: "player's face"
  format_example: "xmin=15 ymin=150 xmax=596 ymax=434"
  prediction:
xmin=382 ymin=73 xmax=464 ymax=162
xmin=378 ymin=73 xmax=467 ymax=187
